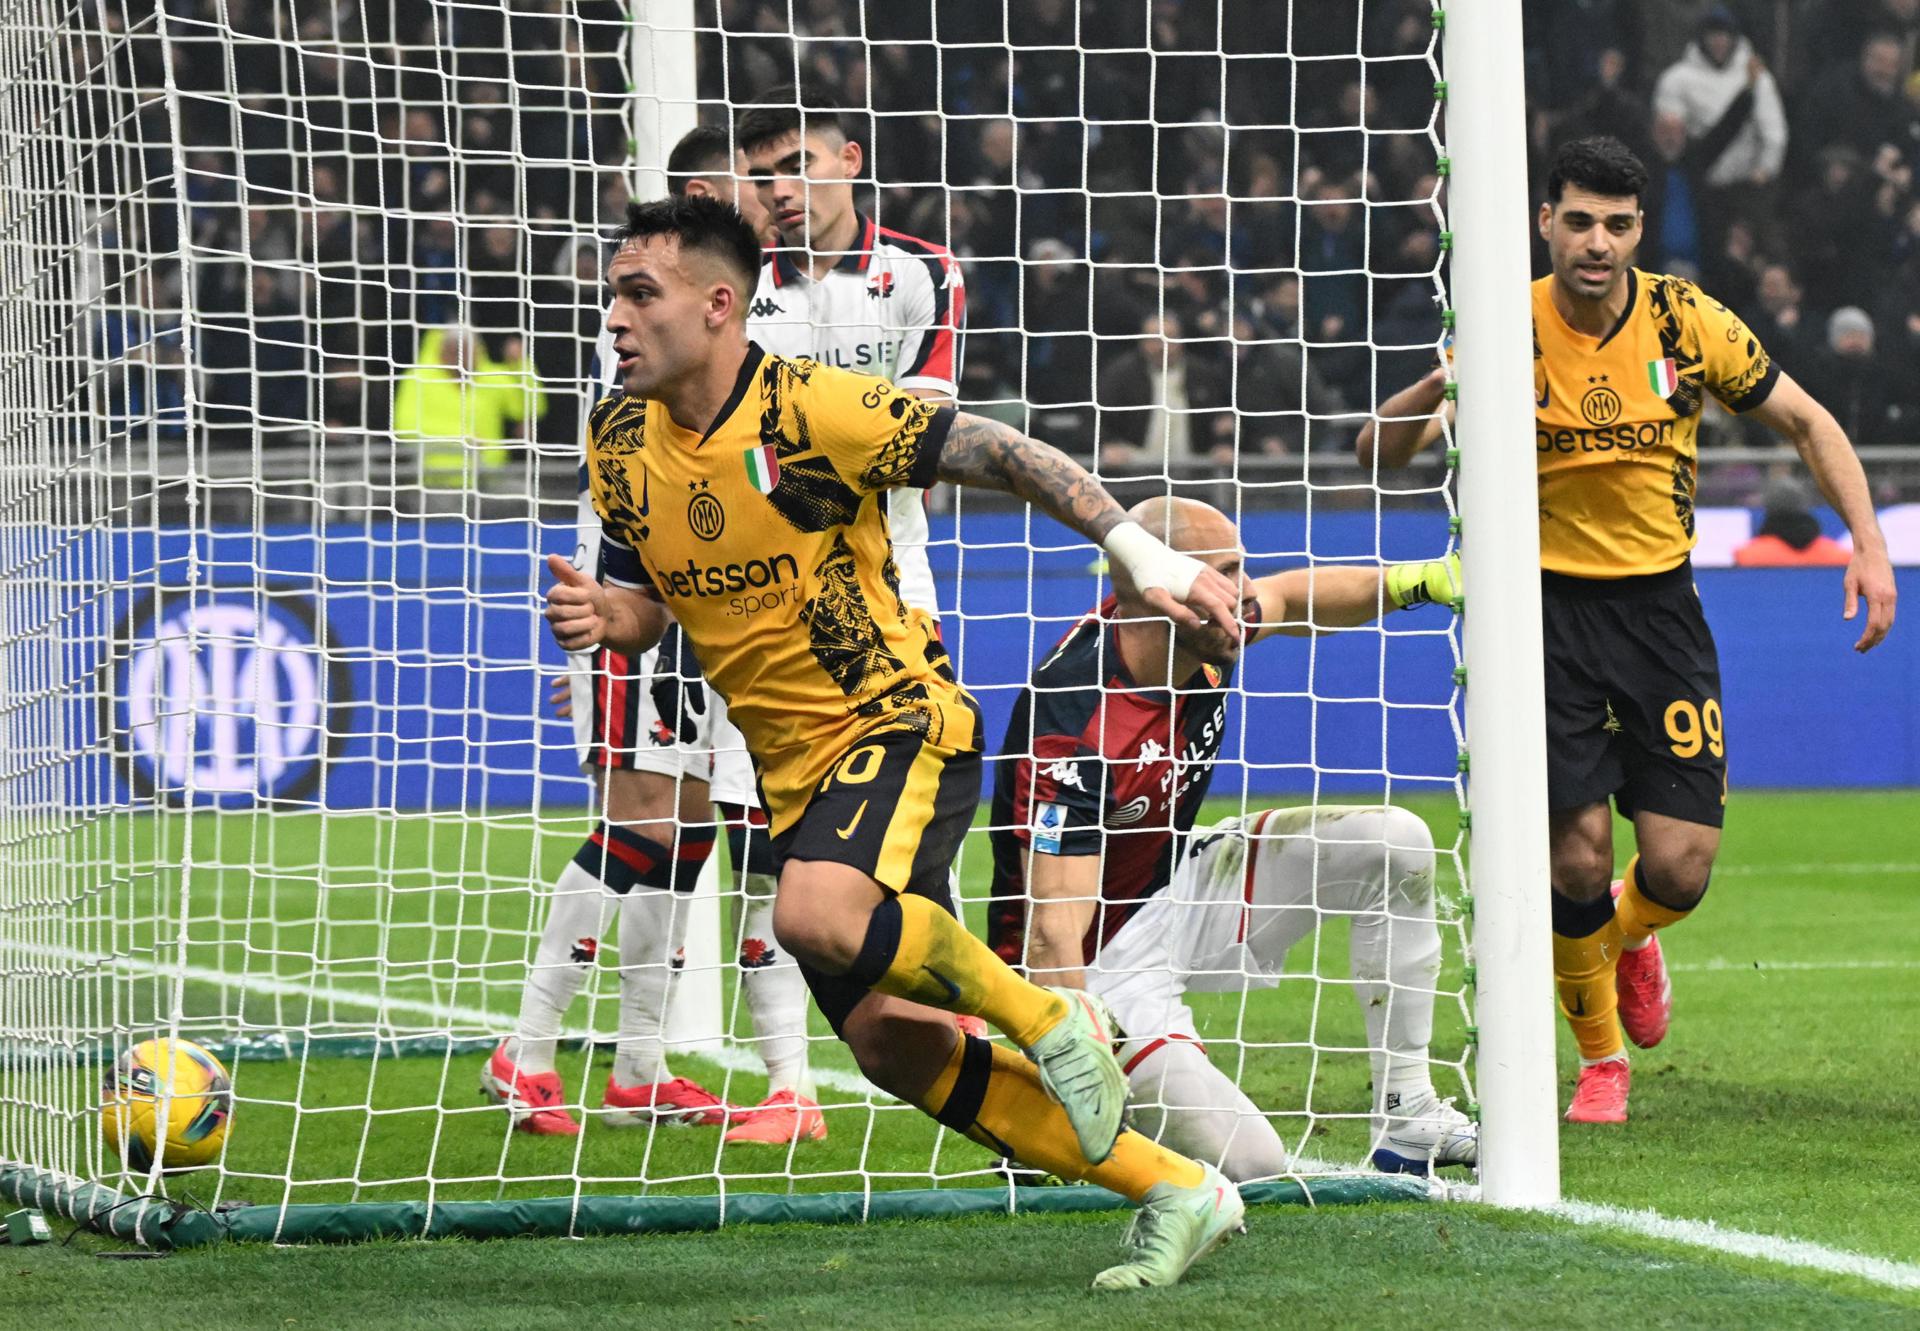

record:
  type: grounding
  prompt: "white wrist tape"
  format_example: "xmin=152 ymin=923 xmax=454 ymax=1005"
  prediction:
xmin=1102 ymin=521 xmax=1205 ymax=603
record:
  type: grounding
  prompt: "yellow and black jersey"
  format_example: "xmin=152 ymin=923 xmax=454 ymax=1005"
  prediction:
xmin=585 ymin=343 xmax=978 ymax=836
xmin=1533 ymin=269 xmax=1777 ymax=578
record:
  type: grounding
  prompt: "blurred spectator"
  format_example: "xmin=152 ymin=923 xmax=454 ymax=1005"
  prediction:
xmin=1097 ymin=313 xmax=1229 ymax=470
xmin=1800 ymin=306 xmax=1915 ymax=445
xmin=1653 ymin=8 xmax=1786 ymax=257
xmin=1785 ymin=147 xmax=1886 ymax=308
xmin=1796 ymin=31 xmax=1916 ymax=167
xmin=1734 ymin=479 xmax=1853 ymax=565
xmin=394 ymin=326 xmax=547 ymax=488
xmin=1751 ymin=262 xmax=1815 ymax=366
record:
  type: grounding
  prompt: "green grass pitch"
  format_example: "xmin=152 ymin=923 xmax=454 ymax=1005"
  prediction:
xmin=6 ymin=789 xmax=1918 ymax=1327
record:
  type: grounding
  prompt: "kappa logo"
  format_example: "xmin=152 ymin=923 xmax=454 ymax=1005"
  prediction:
xmin=1135 ymin=737 xmax=1168 ymax=769
xmin=1039 ymin=758 xmax=1085 ymax=791
xmin=749 ymin=297 xmax=785 ymax=319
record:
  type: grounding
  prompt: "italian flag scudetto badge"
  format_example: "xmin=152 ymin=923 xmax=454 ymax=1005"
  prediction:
xmin=1647 ymin=357 xmax=1679 ymax=397
xmin=745 ymin=443 xmax=779 ymax=495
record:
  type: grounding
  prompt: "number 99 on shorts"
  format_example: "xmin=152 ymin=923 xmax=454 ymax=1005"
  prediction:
xmin=1663 ymin=697 xmax=1724 ymax=760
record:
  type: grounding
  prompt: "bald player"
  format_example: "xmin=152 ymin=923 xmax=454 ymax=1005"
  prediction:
xmin=1358 ymin=136 xmax=1896 ymax=1124
xmin=988 ymin=497 xmax=1476 ymax=1179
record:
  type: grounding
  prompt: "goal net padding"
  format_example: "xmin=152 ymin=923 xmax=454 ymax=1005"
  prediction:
xmin=0 ymin=1 xmax=1469 ymax=1245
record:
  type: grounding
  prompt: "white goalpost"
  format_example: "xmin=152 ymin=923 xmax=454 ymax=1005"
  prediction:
xmin=0 ymin=0 xmax=1553 ymax=1244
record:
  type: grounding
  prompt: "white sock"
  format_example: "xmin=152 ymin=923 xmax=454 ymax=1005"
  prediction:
xmin=1346 ymin=828 xmax=1444 ymax=1122
xmin=737 ymin=872 xmax=813 ymax=1098
xmin=1621 ymin=934 xmax=1652 ymax=952
xmin=507 ymin=860 xmax=613 ymax=1075
xmin=611 ymin=886 xmax=691 ymax=1087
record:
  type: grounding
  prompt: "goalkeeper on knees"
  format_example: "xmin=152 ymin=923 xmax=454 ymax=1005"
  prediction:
xmin=986 ymin=496 xmax=1474 ymax=1179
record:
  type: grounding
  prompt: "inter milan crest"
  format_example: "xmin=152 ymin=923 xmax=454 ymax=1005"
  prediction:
xmin=686 ymin=478 xmax=725 ymax=541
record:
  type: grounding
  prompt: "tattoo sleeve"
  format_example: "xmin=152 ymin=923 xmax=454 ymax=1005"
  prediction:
xmin=933 ymin=412 xmax=1127 ymax=544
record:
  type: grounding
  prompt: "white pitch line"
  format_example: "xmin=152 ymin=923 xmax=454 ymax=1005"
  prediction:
xmin=1546 ymin=1199 xmax=1920 ymax=1293
xmin=1712 ymin=863 xmax=1920 ymax=878
xmin=36 ymin=944 xmax=878 ymax=1096
xmin=1671 ymin=957 xmax=1920 ymax=975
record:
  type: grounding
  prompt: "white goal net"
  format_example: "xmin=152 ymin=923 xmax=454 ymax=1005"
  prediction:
xmin=0 ymin=0 xmax=1474 ymax=1242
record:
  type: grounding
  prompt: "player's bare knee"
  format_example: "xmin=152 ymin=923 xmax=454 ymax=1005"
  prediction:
xmin=842 ymin=1004 xmax=955 ymax=1101
xmin=1549 ymin=832 xmax=1613 ymax=900
xmin=1640 ymin=846 xmax=1714 ymax=909
xmin=600 ymin=768 xmax=678 ymax=829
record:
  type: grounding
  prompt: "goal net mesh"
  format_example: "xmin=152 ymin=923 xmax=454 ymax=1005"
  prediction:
xmin=0 ymin=0 xmax=1468 ymax=1239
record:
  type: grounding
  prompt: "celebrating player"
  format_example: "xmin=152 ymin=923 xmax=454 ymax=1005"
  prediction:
xmin=546 ymin=194 xmax=1246 ymax=1289
xmin=1357 ymin=136 xmax=1897 ymax=1123
xmin=486 ymin=127 xmax=807 ymax=1140
xmin=988 ymin=496 xmax=1476 ymax=1179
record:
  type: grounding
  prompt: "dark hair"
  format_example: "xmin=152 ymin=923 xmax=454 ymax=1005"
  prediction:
xmin=666 ymin=125 xmax=734 ymax=198
xmin=735 ymin=83 xmax=860 ymax=155
xmin=614 ymin=195 xmax=763 ymax=296
xmin=1546 ymin=136 xmax=1649 ymax=206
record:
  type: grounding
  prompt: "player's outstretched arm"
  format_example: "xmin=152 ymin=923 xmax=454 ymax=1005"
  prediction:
xmin=935 ymin=413 xmax=1240 ymax=635
xmin=1355 ymin=364 xmax=1452 ymax=470
xmin=542 ymin=552 xmax=669 ymax=656
xmin=1247 ymin=554 xmax=1460 ymax=643
xmin=1744 ymin=373 xmax=1898 ymax=652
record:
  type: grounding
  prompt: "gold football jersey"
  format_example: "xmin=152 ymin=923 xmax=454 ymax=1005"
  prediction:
xmin=1532 ymin=269 xmax=1777 ymax=578
xmin=585 ymin=344 xmax=978 ymax=834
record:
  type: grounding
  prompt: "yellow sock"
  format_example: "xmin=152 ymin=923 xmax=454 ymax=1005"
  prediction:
xmin=853 ymin=893 xmax=1067 ymax=1048
xmin=921 ymin=1036 xmax=1204 ymax=1201
xmin=1550 ymin=886 xmax=1625 ymax=1062
xmin=1614 ymin=855 xmax=1694 ymax=946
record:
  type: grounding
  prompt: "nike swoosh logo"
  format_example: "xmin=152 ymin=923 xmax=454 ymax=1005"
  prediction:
xmin=921 ymin=966 xmax=962 ymax=1005
xmin=1568 ymin=994 xmax=1587 ymax=1016
xmin=1536 ymin=382 xmax=1550 ymax=408
xmin=835 ymin=800 xmax=868 ymax=840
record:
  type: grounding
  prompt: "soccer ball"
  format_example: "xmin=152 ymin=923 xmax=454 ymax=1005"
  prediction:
xmin=102 ymin=1037 xmax=233 ymax=1172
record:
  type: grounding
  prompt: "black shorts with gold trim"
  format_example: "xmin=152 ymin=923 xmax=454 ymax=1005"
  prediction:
xmin=1543 ymin=560 xmax=1727 ymax=828
xmin=772 ymin=721 xmax=982 ymax=1035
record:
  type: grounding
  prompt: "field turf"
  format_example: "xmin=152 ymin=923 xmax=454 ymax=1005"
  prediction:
xmin=4 ymin=789 xmax=1917 ymax=1328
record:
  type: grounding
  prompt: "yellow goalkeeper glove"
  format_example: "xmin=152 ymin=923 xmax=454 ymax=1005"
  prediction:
xmin=1385 ymin=552 xmax=1462 ymax=612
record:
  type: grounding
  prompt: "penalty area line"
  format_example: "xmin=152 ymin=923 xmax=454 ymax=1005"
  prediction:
xmin=1546 ymin=1199 xmax=1920 ymax=1293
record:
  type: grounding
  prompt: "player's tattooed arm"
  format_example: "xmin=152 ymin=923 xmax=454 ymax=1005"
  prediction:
xmin=934 ymin=412 xmax=1242 ymax=636
xmin=934 ymin=412 xmax=1127 ymax=544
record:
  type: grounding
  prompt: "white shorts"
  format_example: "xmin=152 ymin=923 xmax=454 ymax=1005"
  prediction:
xmin=1087 ymin=810 xmax=1277 ymax=1047
xmin=566 ymin=633 xmax=758 ymax=808
xmin=1088 ymin=804 xmax=1435 ymax=1045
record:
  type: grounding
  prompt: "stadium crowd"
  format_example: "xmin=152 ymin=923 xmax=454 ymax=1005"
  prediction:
xmin=85 ymin=0 xmax=1920 ymax=485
